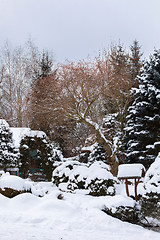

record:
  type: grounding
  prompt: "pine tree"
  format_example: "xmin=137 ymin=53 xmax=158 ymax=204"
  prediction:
xmin=124 ymin=50 xmax=160 ymax=168
xmin=0 ymin=119 xmax=18 ymax=170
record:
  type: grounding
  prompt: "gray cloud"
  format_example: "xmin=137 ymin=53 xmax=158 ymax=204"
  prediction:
xmin=0 ymin=0 xmax=160 ymax=62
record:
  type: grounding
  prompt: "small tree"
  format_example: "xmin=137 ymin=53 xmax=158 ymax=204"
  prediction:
xmin=19 ymin=131 xmax=59 ymax=180
xmin=88 ymin=143 xmax=108 ymax=164
xmin=0 ymin=119 xmax=18 ymax=170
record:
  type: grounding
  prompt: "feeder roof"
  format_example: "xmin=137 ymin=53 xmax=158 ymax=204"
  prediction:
xmin=117 ymin=163 xmax=145 ymax=179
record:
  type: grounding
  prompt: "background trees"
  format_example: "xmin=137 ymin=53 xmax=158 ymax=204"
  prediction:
xmin=0 ymin=42 xmax=36 ymax=127
xmin=0 ymin=39 xmax=145 ymax=173
xmin=97 ymin=44 xmax=132 ymax=132
xmin=27 ymin=41 xmax=143 ymax=173
xmin=0 ymin=41 xmax=54 ymax=128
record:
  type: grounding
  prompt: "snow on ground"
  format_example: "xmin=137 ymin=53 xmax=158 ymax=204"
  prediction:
xmin=0 ymin=182 xmax=160 ymax=240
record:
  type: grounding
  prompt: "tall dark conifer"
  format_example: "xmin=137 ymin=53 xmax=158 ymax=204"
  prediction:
xmin=124 ymin=50 xmax=160 ymax=168
xmin=130 ymin=40 xmax=143 ymax=86
xmin=29 ymin=51 xmax=55 ymax=134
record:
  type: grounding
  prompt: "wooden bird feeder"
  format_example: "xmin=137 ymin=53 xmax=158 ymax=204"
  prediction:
xmin=117 ymin=164 xmax=145 ymax=201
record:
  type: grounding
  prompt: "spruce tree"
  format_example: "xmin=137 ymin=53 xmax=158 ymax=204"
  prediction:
xmin=38 ymin=51 xmax=53 ymax=79
xmin=0 ymin=119 xmax=18 ymax=170
xmin=29 ymin=50 xmax=55 ymax=134
xmin=124 ymin=50 xmax=160 ymax=168
xmin=130 ymin=40 xmax=143 ymax=86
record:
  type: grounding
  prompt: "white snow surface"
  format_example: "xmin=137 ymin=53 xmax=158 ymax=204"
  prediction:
xmin=0 ymin=172 xmax=51 ymax=197
xmin=145 ymin=153 xmax=160 ymax=181
xmin=0 ymin=181 xmax=159 ymax=240
xmin=10 ymin=127 xmax=31 ymax=148
xmin=117 ymin=163 xmax=145 ymax=179
xmin=0 ymin=173 xmax=27 ymax=191
xmin=144 ymin=153 xmax=160 ymax=193
xmin=0 ymin=119 xmax=9 ymax=127
xmin=10 ymin=127 xmax=46 ymax=148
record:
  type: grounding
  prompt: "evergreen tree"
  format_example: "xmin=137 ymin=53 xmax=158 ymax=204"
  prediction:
xmin=88 ymin=143 xmax=108 ymax=164
xmin=38 ymin=51 xmax=53 ymax=79
xmin=108 ymin=43 xmax=132 ymax=131
xmin=124 ymin=50 xmax=160 ymax=168
xmin=19 ymin=131 xmax=60 ymax=180
xmin=28 ymin=50 xmax=56 ymax=134
xmin=130 ymin=40 xmax=143 ymax=86
xmin=0 ymin=119 xmax=18 ymax=170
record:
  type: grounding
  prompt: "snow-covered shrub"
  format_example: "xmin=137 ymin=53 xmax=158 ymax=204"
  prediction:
xmin=104 ymin=204 xmax=146 ymax=225
xmin=88 ymin=143 xmax=108 ymax=164
xmin=19 ymin=131 xmax=62 ymax=181
xmin=140 ymin=153 xmax=160 ymax=219
xmin=102 ymin=195 xmax=147 ymax=226
xmin=0 ymin=119 xmax=19 ymax=170
xmin=52 ymin=161 xmax=116 ymax=196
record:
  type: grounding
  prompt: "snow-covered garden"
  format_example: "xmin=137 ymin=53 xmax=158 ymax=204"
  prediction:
xmin=0 ymin=35 xmax=160 ymax=240
xmin=0 ymin=152 xmax=160 ymax=240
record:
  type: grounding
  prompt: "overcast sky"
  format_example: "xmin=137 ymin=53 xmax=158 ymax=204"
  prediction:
xmin=0 ymin=0 xmax=160 ymax=63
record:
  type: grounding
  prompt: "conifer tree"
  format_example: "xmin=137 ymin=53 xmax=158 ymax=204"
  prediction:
xmin=124 ymin=50 xmax=160 ymax=168
xmin=28 ymin=51 xmax=55 ymax=133
xmin=0 ymin=119 xmax=18 ymax=170
xmin=36 ymin=51 xmax=53 ymax=79
xmin=107 ymin=43 xmax=132 ymax=132
xmin=130 ymin=40 xmax=143 ymax=86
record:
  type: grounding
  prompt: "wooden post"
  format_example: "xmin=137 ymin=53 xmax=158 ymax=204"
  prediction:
xmin=125 ymin=178 xmax=129 ymax=197
xmin=134 ymin=178 xmax=140 ymax=201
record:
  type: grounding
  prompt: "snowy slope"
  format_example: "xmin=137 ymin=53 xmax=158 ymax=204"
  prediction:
xmin=0 ymin=185 xmax=159 ymax=240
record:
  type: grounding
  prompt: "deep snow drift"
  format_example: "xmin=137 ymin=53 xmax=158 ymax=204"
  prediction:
xmin=0 ymin=175 xmax=159 ymax=240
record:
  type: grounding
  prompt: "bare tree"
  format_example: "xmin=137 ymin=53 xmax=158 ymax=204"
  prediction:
xmin=0 ymin=40 xmax=54 ymax=127
xmin=56 ymin=61 xmax=120 ymax=169
xmin=28 ymin=71 xmax=58 ymax=133
xmin=0 ymin=42 xmax=32 ymax=127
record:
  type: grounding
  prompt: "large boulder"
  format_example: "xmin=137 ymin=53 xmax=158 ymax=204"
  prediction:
xmin=0 ymin=172 xmax=49 ymax=198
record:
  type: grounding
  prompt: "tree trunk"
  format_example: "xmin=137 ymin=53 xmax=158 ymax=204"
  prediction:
xmin=81 ymin=117 xmax=118 ymax=175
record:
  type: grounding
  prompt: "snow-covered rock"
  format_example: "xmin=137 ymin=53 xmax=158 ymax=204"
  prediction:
xmin=0 ymin=172 xmax=52 ymax=197
xmin=0 ymin=173 xmax=27 ymax=191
